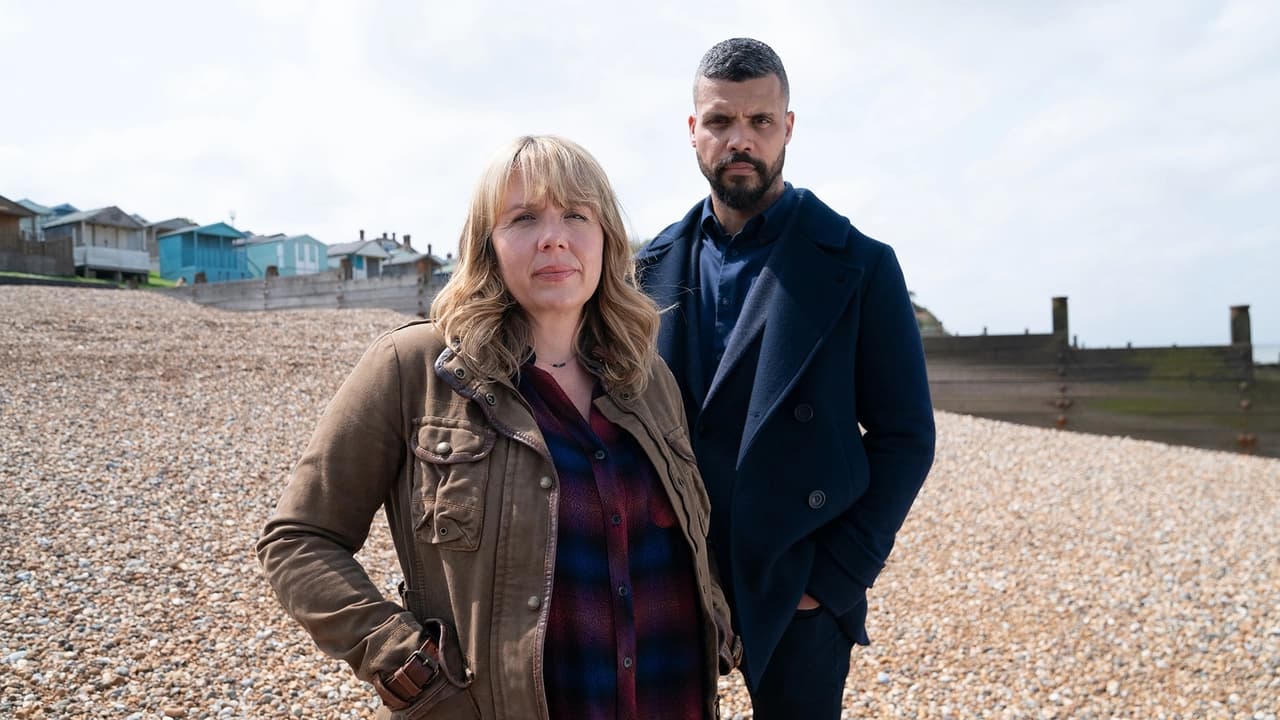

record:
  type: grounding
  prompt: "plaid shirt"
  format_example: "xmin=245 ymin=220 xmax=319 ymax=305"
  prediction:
xmin=518 ymin=364 xmax=706 ymax=720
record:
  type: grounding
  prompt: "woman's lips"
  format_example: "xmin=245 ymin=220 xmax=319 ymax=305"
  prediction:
xmin=534 ymin=266 xmax=578 ymax=281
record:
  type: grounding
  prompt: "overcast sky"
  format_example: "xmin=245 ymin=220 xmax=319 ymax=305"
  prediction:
xmin=3 ymin=1 xmax=1277 ymax=355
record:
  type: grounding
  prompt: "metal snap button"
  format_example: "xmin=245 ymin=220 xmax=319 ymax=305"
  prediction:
xmin=527 ymin=596 xmax=541 ymax=611
xmin=539 ymin=476 xmax=554 ymax=490
xmin=453 ymin=367 xmax=466 ymax=378
xmin=808 ymin=490 xmax=826 ymax=509
xmin=434 ymin=441 xmax=452 ymax=456
xmin=484 ymin=392 xmax=496 ymax=406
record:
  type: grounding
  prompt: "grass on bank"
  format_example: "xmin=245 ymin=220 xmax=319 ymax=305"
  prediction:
xmin=0 ymin=270 xmax=178 ymax=288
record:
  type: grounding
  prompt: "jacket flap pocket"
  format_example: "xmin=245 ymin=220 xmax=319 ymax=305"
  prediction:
xmin=663 ymin=427 xmax=697 ymax=463
xmin=412 ymin=418 xmax=495 ymax=464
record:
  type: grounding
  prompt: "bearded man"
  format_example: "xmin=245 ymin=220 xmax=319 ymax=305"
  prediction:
xmin=637 ymin=37 xmax=936 ymax=719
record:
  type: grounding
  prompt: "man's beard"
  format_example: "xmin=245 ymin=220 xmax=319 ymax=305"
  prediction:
xmin=700 ymin=149 xmax=786 ymax=212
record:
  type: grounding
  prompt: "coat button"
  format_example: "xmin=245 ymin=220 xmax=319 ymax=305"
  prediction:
xmin=794 ymin=404 xmax=814 ymax=422
xmin=539 ymin=476 xmax=553 ymax=490
xmin=434 ymin=441 xmax=452 ymax=457
xmin=808 ymin=490 xmax=826 ymax=509
xmin=527 ymin=595 xmax=541 ymax=610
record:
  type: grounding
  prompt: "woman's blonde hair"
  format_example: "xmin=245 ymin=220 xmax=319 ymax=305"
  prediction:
xmin=430 ymin=135 xmax=660 ymax=395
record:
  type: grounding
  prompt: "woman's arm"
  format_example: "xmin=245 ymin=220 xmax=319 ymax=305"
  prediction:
xmin=256 ymin=333 xmax=425 ymax=683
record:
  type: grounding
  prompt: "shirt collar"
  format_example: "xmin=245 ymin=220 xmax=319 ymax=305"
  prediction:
xmin=699 ymin=182 xmax=798 ymax=249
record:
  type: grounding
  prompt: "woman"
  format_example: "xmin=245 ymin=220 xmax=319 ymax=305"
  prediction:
xmin=258 ymin=135 xmax=738 ymax=719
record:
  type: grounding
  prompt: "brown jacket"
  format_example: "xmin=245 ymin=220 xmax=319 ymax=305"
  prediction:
xmin=257 ymin=321 xmax=736 ymax=719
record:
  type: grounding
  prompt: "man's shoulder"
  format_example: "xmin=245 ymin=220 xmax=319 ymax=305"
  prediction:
xmin=637 ymin=199 xmax=705 ymax=259
xmin=790 ymin=188 xmax=888 ymax=259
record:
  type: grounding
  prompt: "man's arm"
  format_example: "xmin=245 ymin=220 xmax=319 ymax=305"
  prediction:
xmin=809 ymin=243 xmax=936 ymax=616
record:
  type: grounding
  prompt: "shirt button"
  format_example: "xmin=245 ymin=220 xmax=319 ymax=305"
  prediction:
xmin=720 ymin=296 xmax=729 ymax=306
xmin=527 ymin=595 xmax=541 ymax=610
xmin=539 ymin=476 xmax=553 ymax=490
xmin=611 ymin=514 xmax=622 ymax=526
xmin=622 ymin=656 xmax=633 ymax=669
xmin=618 ymin=585 xmax=629 ymax=597
xmin=728 ymin=249 xmax=739 ymax=258
xmin=594 ymin=449 xmax=607 ymax=461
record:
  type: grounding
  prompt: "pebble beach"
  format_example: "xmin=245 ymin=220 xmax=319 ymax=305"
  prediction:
xmin=1 ymin=286 xmax=1277 ymax=719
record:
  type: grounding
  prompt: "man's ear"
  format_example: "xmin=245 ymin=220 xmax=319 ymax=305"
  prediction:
xmin=784 ymin=110 xmax=795 ymax=144
xmin=688 ymin=114 xmax=697 ymax=147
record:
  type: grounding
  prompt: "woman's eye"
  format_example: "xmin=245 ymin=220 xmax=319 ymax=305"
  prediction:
xmin=566 ymin=211 xmax=589 ymax=221
xmin=512 ymin=213 xmax=535 ymax=223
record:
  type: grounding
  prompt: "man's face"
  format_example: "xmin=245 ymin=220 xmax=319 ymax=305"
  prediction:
xmin=689 ymin=74 xmax=794 ymax=212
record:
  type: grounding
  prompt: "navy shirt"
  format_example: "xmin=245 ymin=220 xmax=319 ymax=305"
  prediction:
xmin=697 ymin=183 xmax=799 ymax=388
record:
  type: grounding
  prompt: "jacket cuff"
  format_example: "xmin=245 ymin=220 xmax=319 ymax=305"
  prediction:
xmin=355 ymin=611 xmax=427 ymax=684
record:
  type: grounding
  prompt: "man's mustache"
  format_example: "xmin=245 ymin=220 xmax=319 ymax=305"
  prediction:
xmin=714 ymin=152 xmax=766 ymax=176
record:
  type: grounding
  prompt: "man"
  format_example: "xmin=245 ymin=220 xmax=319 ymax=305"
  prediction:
xmin=637 ymin=38 xmax=936 ymax=718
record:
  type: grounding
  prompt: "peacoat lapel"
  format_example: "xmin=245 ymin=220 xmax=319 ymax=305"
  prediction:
xmin=704 ymin=192 xmax=863 ymax=464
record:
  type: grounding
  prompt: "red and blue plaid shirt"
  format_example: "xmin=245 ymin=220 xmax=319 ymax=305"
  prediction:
xmin=518 ymin=364 xmax=706 ymax=720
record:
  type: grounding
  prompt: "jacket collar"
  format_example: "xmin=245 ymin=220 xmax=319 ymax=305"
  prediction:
xmin=642 ymin=190 xmax=862 ymax=462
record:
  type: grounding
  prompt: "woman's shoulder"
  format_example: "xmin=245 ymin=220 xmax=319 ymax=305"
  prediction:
xmin=380 ymin=319 xmax=448 ymax=359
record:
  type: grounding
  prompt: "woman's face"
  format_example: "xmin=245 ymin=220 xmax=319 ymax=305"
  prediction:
xmin=491 ymin=175 xmax=604 ymax=328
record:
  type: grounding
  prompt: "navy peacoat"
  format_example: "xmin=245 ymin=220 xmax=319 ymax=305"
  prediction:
xmin=637 ymin=189 xmax=936 ymax=687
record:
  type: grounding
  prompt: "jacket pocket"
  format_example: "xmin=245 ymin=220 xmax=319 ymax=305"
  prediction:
xmin=663 ymin=428 xmax=710 ymax=536
xmin=387 ymin=619 xmax=480 ymax=720
xmin=411 ymin=417 xmax=495 ymax=552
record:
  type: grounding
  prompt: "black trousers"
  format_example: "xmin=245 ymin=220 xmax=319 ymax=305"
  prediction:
xmin=747 ymin=607 xmax=856 ymax=720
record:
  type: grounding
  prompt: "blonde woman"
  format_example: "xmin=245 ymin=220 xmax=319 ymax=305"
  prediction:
xmin=258 ymin=135 xmax=738 ymax=719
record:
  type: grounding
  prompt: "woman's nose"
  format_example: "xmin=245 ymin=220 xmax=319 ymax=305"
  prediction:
xmin=538 ymin=219 xmax=569 ymax=249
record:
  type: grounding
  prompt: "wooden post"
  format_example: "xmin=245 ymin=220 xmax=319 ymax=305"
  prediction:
xmin=1230 ymin=305 xmax=1251 ymax=346
xmin=1052 ymin=296 xmax=1069 ymax=336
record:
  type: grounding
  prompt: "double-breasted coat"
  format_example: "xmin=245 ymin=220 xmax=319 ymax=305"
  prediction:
xmin=636 ymin=189 xmax=936 ymax=686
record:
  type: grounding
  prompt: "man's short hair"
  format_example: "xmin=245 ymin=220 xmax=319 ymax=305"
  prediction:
xmin=694 ymin=37 xmax=789 ymax=105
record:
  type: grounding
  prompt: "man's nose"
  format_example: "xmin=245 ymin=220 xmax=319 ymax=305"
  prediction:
xmin=727 ymin=122 xmax=754 ymax=153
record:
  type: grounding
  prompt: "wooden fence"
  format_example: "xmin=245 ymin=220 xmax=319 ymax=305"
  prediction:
xmin=158 ymin=268 xmax=445 ymax=317
xmin=164 ymin=282 xmax=1276 ymax=457
xmin=923 ymin=300 xmax=1277 ymax=458
xmin=0 ymin=229 xmax=74 ymax=276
